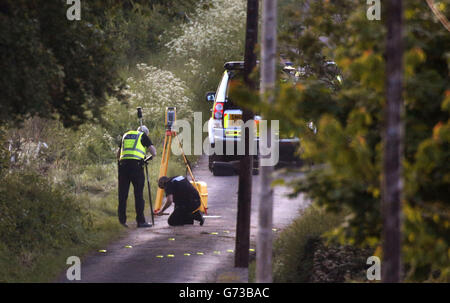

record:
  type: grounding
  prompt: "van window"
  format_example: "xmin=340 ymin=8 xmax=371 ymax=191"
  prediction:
xmin=224 ymin=71 xmax=244 ymax=109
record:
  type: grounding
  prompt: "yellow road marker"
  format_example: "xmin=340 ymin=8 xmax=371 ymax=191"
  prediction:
xmin=210 ymin=232 xmax=218 ymax=235
xmin=226 ymin=249 xmax=234 ymax=253
xmin=184 ymin=253 xmax=191 ymax=256
xmin=98 ymin=250 xmax=107 ymax=253
xmin=124 ymin=245 xmax=133 ymax=248
xmin=156 ymin=255 xmax=164 ymax=258
xmin=223 ymin=230 xmax=230 ymax=234
xmin=249 ymin=248 xmax=255 ymax=252
xmin=196 ymin=252 xmax=204 ymax=255
xmin=167 ymin=254 xmax=175 ymax=258
xmin=213 ymin=251 xmax=221 ymax=255
xmin=168 ymin=238 xmax=175 ymax=241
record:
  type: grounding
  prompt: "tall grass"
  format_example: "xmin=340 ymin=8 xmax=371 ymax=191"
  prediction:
xmin=0 ymin=172 xmax=91 ymax=282
xmin=271 ymin=206 xmax=343 ymax=282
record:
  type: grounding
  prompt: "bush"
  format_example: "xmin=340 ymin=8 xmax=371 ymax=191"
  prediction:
xmin=0 ymin=127 xmax=10 ymax=175
xmin=126 ymin=63 xmax=194 ymax=126
xmin=73 ymin=123 xmax=117 ymax=166
xmin=272 ymin=206 xmax=344 ymax=282
xmin=0 ymin=171 xmax=92 ymax=281
xmin=163 ymin=0 xmax=247 ymax=115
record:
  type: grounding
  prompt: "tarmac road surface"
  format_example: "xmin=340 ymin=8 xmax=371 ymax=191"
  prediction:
xmin=58 ymin=155 xmax=309 ymax=283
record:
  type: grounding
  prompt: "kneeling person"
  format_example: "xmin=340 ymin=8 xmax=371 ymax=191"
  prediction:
xmin=156 ymin=176 xmax=204 ymax=226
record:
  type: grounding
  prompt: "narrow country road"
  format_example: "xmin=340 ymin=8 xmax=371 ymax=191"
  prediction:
xmin=59 ymin=155 xmax=308 ymax=283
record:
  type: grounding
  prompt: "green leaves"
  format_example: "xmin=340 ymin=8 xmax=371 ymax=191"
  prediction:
xmin=0 ymin=0 xmax=123 ymax=129
xmin=269 ymin=0 xmax=450 ymax=281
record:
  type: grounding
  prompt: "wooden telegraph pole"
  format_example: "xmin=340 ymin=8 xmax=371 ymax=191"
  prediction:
xmin=382 ymin=0 xmax=403 ymax=282
xmin=256 ymin=0 xmax=277 ymax=282
xmin=234 ymin=0 xmax=259 ymax=268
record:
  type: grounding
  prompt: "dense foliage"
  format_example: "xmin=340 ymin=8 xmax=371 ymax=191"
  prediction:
xmin=163 ymin=0 xmax=246 ymax=115
xmin=4 ymin=0 xmax=446 ymax=283
xmin=0 ymin=171 xmax=91 ymax=281
xmin=0 ymin=0 xmax=201 ymax=129
xmin=0 ymin=0 xmax=246 ymax=281
xmin=0 ymin=1 xmax=122 ymax=128
xmin=235 ymin=0 xmax=449 ymax=281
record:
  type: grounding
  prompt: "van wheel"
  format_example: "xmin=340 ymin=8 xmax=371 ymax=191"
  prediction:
xmin=209 ymin=154 xmax=223 ymax=171
xmin=212 ymin=162 xmax=235 ymax=176
xmin=252 ymin=167 xmax=259 ymax=175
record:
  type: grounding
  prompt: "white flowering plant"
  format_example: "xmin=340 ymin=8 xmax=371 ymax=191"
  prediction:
xmin=126 ymin=63 xmax=194 ymax=125
xmin=163 ymin=0 xmax=247 ymax=106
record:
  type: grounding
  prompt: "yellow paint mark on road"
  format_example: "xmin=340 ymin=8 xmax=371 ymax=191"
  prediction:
xmin=168 ymin=238 xmax=175 ymax=241
xmin=98 ymin=250 xmax=107 ymax=253
xmin=156 ymin=255 xmax=164 ymax=258
xmin=226 ymin=249 xmax=234 ymax=253
xmin=124 ymin=245 xmax=133 ymax=248
xmin=196 ymin=252 xmax=204 ymax=255
xmin=167 ymin=254 xmax=175 ymax=258
xmin=249 ymin=248 xmax=255 ymax=252
xmin=210 ymin=232 xmax=219 ymax=235
xmin=184 ymin=253 xmax=191 ymax=256
xmin=213 ymin=251 xmax=221 ymax=255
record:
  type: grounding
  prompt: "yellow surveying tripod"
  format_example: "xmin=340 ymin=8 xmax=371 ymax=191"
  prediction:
xmin=154 ymin=107 xmax=208 ymax=214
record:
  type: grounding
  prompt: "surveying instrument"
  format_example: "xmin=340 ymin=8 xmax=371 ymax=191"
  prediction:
xmin=137 ymin=107 xmax=155 ymax=226
xmin=154 ymin=107 xmax=208 ymax=215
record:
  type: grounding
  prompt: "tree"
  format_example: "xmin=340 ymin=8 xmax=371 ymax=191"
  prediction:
xmin=0 ymin=0 xmax=123 ymax=129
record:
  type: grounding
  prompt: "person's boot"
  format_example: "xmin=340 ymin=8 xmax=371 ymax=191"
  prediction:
xmin=137 ymin=222 xmax=152 ymax=228
xmin=193 ymin=211 xmax=205 ymax=226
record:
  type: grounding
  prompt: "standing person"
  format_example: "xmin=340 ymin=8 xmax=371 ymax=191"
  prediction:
xmin=117 ymin=126 xmax=156 ymax=228
xmin=156 ymin=176 xmax=205 ymax=226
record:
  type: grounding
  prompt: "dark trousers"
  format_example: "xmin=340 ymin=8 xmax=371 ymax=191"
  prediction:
xmin=168 ymin=200 xmax=201 ymax=226
xmin=118 ymin=160 xmax=146 ymax=224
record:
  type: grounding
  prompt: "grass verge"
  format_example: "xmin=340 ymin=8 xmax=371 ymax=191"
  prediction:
xmin=0 ymin=155 xmax=189 ymax=282
xmin=249 ymin=204 xmax=375 ymax=283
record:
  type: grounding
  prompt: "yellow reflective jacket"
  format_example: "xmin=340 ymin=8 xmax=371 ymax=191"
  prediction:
xmin=119 ymin=130 xmax=146 ymax=160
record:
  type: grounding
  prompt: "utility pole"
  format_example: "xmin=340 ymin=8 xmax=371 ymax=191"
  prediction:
xmin=382 ymin=0 xmax=403 ymax=283
xmin=256 ymin=0 xmax=277 ymax=282
xmin=234 ymin=0 xmax=259 ymax=268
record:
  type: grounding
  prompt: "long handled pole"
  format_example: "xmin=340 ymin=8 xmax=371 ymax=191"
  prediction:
xmin=137 ymin=107 xmax=155 ymax=226
xmin=257 ymin=0 xmax=277 ymax=282
xmin=382 ymin=0 xmax=403 ymax=282
xmin=235 ymin=0 xmax=258 ymax=269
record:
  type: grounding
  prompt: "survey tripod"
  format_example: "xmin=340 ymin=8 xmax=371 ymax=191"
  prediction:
xmin=154 ymin=107 xmax=207 ymax=214
xmin=137 ymin=107 xmax=155 ymax=226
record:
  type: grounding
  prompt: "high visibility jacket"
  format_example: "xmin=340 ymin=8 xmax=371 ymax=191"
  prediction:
xmin=120 ymin=130 xmax=146 ymax=160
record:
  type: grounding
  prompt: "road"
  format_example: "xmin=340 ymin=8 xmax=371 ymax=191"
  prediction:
xmin=59 ymin=155 xmax=308 ymax=283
